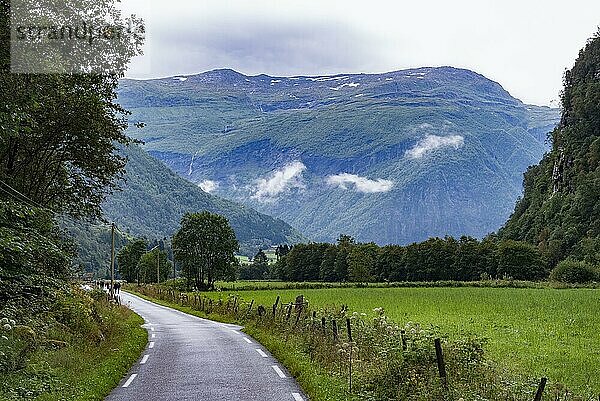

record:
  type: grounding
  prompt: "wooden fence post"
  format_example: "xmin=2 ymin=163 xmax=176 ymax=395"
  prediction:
xmin=346 ymin=318 xmax=353 ymax=393
xmin=272 ymin=295 xmax=280 ymax=318
xmin=533 ymin=377 xmax=547 ymax=401
xmin=332 ymin=319 xmax=339 ymax=341
xmin=400 ymin=329 xmax=407 ymax=351
xmin=246 ymin=300 xmax=254 ymax=318
xmin=434 ymin=338 xmax=448 ymax=391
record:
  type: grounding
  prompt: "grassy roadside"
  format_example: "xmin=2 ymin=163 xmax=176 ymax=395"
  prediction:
xmin=127 ymin=289 xmax=355 ymax=401
xmin=0 ymin=294 xmax=147 ymax=401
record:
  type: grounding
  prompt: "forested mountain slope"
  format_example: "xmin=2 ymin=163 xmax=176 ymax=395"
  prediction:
xmin=500 ymin=30 xmax=600 ymax=266
xmin=71 ymin=144 xmax=304 ymax=273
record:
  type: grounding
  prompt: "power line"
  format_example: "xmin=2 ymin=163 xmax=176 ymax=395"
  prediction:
xmin=0 ymin=183 xmax=38 ymax=209
xmin=0 ymin=179 xmax=54 ymax=212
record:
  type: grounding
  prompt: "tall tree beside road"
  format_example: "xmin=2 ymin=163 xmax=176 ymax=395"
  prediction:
xmin=172 ymin=212 xmax=239 ymax=290
xmin=0 ymin=0 xmax=143 ymax=317
xmin=116 ymin=238 xmax=147 ymax=283
xmin=0 ymin=0 xmax=143 ymax=218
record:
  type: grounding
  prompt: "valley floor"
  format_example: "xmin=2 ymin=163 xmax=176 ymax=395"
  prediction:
xmin=196 ymin=285 xmax=600 ymax=396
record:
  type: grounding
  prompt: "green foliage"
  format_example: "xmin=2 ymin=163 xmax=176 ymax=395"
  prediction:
xmin=0 ymin=288 xmax=147 ymax=401
xmin=279 ymin=243 xmax=333 ymax=282
xmin=497 ymin=240 xmax=546 ymax=280
xmin=550 ymin=259 xmax=598 ymax=283
xmin=319 ymin=246 xmax=338 ymax=282
xmin=137 ymin=248 xmax=171 ymax=284
xmin=0 ymin=201 xmax=72 ymax=320
xmin=239 ymin=250 xmax=270 ymax=280
xmin=181 ymin=285 xmax=600 ymax=396
xmin=65 ymin=220 xmax=129 ymax=278
xmin=348 ymin=243 xmax=377 ymax=283
xmin=275 ymin=236 xmax=547 ymax=283
xmin=0 ymin=0 xmax=146 ymax=393
xmin=253 ymin=249 xmax=268 ymax=266
xmin=0 ymin=317 xmax=33 ymax=372
xmin=116 ymin=238 xmax=148 ymax=283
xmin=238 ymin=263 xmax=269 ymax=280
xmin=172 ymin=211 xmax=239 ymax=290
xmin=0 ymin=55 xmax=135 ymax=220
xmin=501 ymin=30 xmax=600 ymax=266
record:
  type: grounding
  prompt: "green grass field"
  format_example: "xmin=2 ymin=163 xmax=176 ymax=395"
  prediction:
xmin=202 ymin=286 xmax=600 ymax=395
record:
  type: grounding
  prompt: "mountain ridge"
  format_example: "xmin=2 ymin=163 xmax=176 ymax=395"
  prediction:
xmin=117 ymin=66 xmax=560 ymax=245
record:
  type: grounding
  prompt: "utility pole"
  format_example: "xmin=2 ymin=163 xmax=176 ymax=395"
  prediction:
xmin=110 ymin=222 xmax=115 ymax=299
xmin=149 ymin=245 xmax=160 ymax=284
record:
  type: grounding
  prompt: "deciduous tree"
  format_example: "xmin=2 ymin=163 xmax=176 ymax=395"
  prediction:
xmin=172 ymin=212 xmax=238 ymax=290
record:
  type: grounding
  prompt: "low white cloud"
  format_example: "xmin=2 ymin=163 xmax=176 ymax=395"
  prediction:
xmin=199 ymin=180 xmax=219 ymax=193
xmin=405 ymin=134 xmax=464 ymax=159
xmin=326 ymin=173 xmax=394 ymax=193
xmin=251 ymin=161 xmax=306 ymax=202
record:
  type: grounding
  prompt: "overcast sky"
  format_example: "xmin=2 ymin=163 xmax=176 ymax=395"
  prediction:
xmin=120 ymin=0 xmax=600 ymax=106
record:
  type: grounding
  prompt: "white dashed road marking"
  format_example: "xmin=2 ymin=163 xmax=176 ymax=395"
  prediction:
xmin=122 ymin=374 xmax=137 ymax=388
xmin=243 ymin=337 xmax=252 ymax=344
xmin=149 ymin=341 xmax=155 ymax=349
xmin=140 ymin=355 xmax=149 ymax=364
xmin=292 ymin=393 xmax=303 ymax=401
xmin=272 ymin=365 xmax=287 ymax=378
xmin=255 ymin=349 xmax=268 ymax=358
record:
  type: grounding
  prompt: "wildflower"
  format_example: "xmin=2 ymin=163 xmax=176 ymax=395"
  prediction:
xmin=0 ymin=318 xmax=7 ymax=324
xmin=2 ymin=324 xmax=11 ymax=331
xmin=1 ymin=336 xmax=8 ymax=341
xmin=9 ymin=320 xmax=15 ymax=326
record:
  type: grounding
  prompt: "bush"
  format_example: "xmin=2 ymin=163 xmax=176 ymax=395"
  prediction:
xmin=550 ymin=259 xmax=598 ymax=283
xmin=497 ymin=240 xmax=546 ymax=280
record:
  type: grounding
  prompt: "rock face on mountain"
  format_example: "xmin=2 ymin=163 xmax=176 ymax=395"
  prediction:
xmin=500 ymin=31 xmax=600 ymax=266
xmin=118 ymin=66 xmax=559 ymax=245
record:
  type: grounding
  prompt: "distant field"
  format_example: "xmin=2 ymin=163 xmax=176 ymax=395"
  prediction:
xmin=202 ymin=285 xmax=600 ymax=395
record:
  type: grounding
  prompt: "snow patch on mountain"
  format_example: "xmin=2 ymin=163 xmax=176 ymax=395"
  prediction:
xmin=330 ymin=82 xmax=360 ymax=91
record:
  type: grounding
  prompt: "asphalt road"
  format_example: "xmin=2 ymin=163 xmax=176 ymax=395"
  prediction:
xmin=105 ymin=292 xmax=307 ymax=401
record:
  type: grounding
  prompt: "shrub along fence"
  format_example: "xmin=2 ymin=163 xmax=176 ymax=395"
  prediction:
xmin=132 ymin=286 xmax=586 ymax=401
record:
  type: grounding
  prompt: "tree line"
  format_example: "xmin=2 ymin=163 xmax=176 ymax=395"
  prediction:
xmin=273 ymin=235 xmax=548 ymax=283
